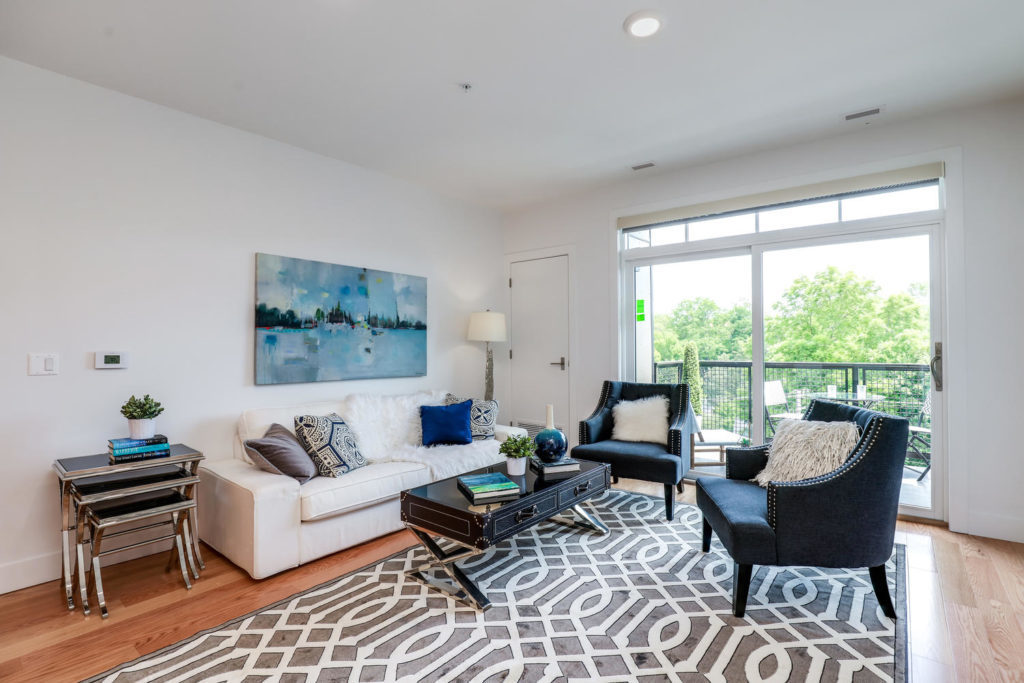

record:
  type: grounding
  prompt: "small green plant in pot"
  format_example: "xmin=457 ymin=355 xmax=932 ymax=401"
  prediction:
xmin=499 ymin=434 xmax=535 ymax=476
xmin=121 ymin=394 xmax=165 ymax=440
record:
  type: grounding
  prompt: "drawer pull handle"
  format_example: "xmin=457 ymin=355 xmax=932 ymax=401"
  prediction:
xmin=574 ymin=481 xmax=591 ymax=496
xmin=515 ymin=505 xmax=538 ymax=523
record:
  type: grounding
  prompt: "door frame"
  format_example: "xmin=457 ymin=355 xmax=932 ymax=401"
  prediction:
xmin=620 ymin=216 xmax=947 ymax=519
xmin=505 ymin=245 xmax=577 ymax=441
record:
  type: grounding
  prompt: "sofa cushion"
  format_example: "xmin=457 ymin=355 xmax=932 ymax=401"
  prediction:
xmin=236 ymin=400 xmax=347 ymax=462
xmin=294 ymin=413 xmax=367 ymax=477
xmin=299 ymin=461 xmax=430 ymax=521
xmin=389 ymin=439 xmax=504 ymax=481
xmin=421 ymin=400 xmax=473 ymax=446
xmin=445 ymin=394 xmax=498 ymax=439
xmin=339 ymin=390 xmax=447 ymax=461
xmin=243 ymin=423 xmax=318 ymax=483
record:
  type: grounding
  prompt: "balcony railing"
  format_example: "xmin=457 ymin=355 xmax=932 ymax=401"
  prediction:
xmin=654 ymin=360 xmax=931 ymax=439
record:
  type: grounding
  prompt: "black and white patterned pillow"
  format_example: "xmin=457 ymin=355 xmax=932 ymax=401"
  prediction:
xmin=293 ymin=413 xmax=366 ymax=477
xmin=444 ymin=394 xmax=498 ymax=440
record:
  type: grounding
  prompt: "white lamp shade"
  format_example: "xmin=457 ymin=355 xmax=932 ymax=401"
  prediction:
xmin=467 ymin=311 xmax=507 ymax=342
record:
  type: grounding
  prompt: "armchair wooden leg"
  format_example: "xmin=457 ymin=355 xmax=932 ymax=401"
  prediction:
xmin=676 ymin=481 xmax=684 ymax=494
xmin=663 ymin=484 xmax=674 ymax=521
xmin=701 ymin=517 xmax=712 ymax=552
xmin=869 ymin=565 xmax=896 ymax=619
xmin=732 ymin=563 xmax=752 ymax=618
xmin=612 ymin=476 xmax=619 ymax=484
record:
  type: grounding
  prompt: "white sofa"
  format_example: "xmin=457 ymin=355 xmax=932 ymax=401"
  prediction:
xmin=198 ymin=390 xmax=527 ymax=579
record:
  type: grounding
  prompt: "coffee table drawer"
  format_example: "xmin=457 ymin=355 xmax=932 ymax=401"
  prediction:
xmin=557 ymin=467 xmax=607 ymax=508
xmin=492 ymin=490 xmax=559 ymax=537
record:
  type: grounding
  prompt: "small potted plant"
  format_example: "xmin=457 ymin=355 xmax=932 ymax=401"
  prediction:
xmin=499 ymin=434 xmax=534 ymax=476
xmin=121 ymin=394 xmax=165 ymax=439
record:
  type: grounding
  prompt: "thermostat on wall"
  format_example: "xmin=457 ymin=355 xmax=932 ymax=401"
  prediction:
xmin=94 ymin=351 xmax=130 ymax=369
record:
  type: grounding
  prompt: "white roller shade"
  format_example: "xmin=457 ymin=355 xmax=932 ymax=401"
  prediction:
xmin=617 ymin=162 xmax=944 ymax=230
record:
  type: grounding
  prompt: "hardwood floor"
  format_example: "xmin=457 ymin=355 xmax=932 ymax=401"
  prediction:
xmin=1 ymin=480 xmax=1022 ymax=682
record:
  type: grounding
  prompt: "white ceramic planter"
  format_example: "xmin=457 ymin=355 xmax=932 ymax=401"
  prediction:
xmin=506 ymin=457 xmax=527 ymax=476
xmin=128 ymin=418 xmax=156 ymax=439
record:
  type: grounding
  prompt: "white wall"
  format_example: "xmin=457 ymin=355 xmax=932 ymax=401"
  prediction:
xmin=503 ymin=95 xmax=1024 ymax=544
xmin=0 ymin=57 xmax=506 ymax=594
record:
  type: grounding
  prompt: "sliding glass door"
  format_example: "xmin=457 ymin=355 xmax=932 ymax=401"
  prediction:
xmin=625 ymin=222 xmax=944 ymax=517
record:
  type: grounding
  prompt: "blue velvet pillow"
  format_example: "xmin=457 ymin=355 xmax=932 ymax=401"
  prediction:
xmin=421 ymin=400 xmax=473 ymax=447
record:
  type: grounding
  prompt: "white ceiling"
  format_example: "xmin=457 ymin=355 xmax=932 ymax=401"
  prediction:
xmin=2 ymin=1 xmax=1024 ymax=210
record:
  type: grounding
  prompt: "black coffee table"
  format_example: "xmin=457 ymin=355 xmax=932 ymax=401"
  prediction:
xmin=400 ymin=459 xmax=610 ymax=610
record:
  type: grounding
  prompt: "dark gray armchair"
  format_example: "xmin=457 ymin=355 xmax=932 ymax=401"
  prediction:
xmin=696 ymin=400 xmax=909 ymax=618
xmin=572 ymin=381 xmax=697 ymax=521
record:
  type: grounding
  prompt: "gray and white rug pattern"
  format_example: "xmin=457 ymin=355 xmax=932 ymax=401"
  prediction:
xmin=89 ymin=490 xmax=905 ymax=682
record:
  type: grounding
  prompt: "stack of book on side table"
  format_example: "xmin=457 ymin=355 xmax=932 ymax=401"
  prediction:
xmin=457 ymin=472 xmax=522 ymax=505
xmin=529 ymin=456 xmax=580 ymax=480
xmin=108 ymin=435 xmax=171 ymax=464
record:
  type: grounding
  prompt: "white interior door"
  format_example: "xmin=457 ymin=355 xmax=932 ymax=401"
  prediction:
xmin=509 ymin=255 xmax=570 ymax=435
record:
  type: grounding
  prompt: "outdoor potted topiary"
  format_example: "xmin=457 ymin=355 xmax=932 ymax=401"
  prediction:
xmin=499 ymin=434 xmax=535 ymax=476
xmin=121 ymin=394 xmax=165 ymax=439
xmin=682 ymin=341 xmax=704 ymax=427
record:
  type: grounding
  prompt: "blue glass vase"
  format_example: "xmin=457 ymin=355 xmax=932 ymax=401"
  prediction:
xmin=534 ymin=405 xmax=568 ymax=463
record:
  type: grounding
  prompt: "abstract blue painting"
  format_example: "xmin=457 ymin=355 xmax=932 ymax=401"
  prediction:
xmin=255 ymin=253 xmax=427 ymax=385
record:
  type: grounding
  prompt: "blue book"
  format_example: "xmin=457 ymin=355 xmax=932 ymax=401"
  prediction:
xmin=457 ymin=472 xmax=521 ymax=502
xmin=108 ymin=435 xmax=168 ymax=449
xmin=108 ymin=442 xmax=172 ymax=456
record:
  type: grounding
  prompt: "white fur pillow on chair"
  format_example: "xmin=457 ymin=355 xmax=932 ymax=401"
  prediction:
xmin=611 ymin=396 xmax=670 ymax=445
xmin=754 ymin=418 xmax=859 ymax=487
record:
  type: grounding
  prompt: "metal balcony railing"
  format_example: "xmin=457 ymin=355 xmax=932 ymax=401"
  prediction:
xmin=654 ymin=360 xmax=931 ymax=461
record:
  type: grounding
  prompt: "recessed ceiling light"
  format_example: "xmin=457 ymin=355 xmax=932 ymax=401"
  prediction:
xmin=624 ymin=11 xmax=662 ymax=38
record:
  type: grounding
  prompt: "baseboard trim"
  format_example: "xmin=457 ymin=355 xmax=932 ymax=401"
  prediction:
xmin=968 ymin=510 xmax=1024 ymax=544
xmin=0 ymin=551 xmax=61 ymax=595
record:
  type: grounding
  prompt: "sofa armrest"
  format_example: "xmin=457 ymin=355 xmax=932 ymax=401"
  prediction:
xmin=198 ymin=459 xmax=302 ymax=579
xmin=494 ymin=424 xmax=528 ymax=442
xmin=725 ymin=445 xmax=770 ymax=480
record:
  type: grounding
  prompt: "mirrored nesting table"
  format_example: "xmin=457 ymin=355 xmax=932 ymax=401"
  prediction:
xmin=53 ymin=444 xmax=204 ymax=613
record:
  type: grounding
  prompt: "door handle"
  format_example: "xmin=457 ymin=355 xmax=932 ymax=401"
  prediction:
xmin=930 ymin=342 xmax=943 ymax=391
xmin=549 ymin=357 xmax=566 ymax=370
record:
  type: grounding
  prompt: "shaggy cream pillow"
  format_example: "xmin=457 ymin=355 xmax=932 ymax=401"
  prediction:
xmin=754 ymin=418 xmax=859 ymax=487
xmin=611 ymin=396 xmax=670 ymax=445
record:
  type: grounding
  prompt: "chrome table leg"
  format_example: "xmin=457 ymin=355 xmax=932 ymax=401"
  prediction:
xmin=405 ymin=526 xmax=490 ymax=610
xmin=571 ymin=504 xmax=610 ymax=534
xmin=59 ymin=479 xmax=74 ymax=610
xmin=90 ymin=528 xmax=108 ymax=619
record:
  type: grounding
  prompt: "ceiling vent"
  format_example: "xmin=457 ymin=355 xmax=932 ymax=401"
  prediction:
xmin=631 ymin=162 xmax=655 ymax=171
xmin=844 ymin=107 xmax=882 ymax=121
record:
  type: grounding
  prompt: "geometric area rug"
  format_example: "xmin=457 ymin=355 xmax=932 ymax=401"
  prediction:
xmin=86 ymin=489 xmax=906 ymax=682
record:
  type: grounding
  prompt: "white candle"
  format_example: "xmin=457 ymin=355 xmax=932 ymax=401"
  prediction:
xmin=546 ymin=404 xmax=554 ymax=429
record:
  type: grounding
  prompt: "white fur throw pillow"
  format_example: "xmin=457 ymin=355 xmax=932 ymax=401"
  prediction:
xmin=754 ymin=418 xmax=859 ymax=487
xmin=611 ymin=396 xmax=670 ymax=445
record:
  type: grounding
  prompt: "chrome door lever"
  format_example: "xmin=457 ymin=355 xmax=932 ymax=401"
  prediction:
xmin=549 ymin=357 xmax=566 ymax=370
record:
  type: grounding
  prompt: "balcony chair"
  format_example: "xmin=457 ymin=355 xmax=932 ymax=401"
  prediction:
xmin=696 ymin=399 xmax=909 ymax=618
xmin=906 ymin=393 xmax=932 ymax=481
xmin=572 ymin=381 xmax=697 ymax=521
xmin=764 ymin=380 xmax=804 ymax=436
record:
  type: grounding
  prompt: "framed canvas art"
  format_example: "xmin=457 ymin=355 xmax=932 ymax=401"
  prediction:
xmin=255 ymin=253 xmax=427 ymax=384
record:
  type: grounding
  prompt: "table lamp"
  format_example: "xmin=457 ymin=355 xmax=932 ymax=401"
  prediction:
xmin=467 ymin=311 xmax=506 ymax=401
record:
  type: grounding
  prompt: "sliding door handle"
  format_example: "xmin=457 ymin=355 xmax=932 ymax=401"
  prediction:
xmin=549 ymin=357 xmax=566 ymax=370
xmin=930 ymin=342 xmax=943 ymax=391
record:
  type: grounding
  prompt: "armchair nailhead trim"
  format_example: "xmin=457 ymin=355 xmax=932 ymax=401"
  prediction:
xmin=767 ymin=416 xmax=885 ymax=529
xmin=579 ymin=381 xmax=612 ymax=445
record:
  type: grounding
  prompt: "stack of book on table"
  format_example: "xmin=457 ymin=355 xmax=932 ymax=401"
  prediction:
xmin=108 ymin=435 xmax=171 ymax=464
xmin=529 ymin=456 xmax=580 ymax=479
xmin=457 ymin=472 xmax=521 ymax=505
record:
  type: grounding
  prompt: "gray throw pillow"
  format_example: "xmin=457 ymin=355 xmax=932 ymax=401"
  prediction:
xmin=445 ymin=393 xmax=498 ymax=440
xmin=294 ymin=412 xmax=367 ymax=477
xmin=243 ymin=423 xmax=318 ymax=484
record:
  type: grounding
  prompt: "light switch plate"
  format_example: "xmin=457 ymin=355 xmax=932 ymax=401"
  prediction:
xmin=28 ymin=353 xmax=60 ymax=376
